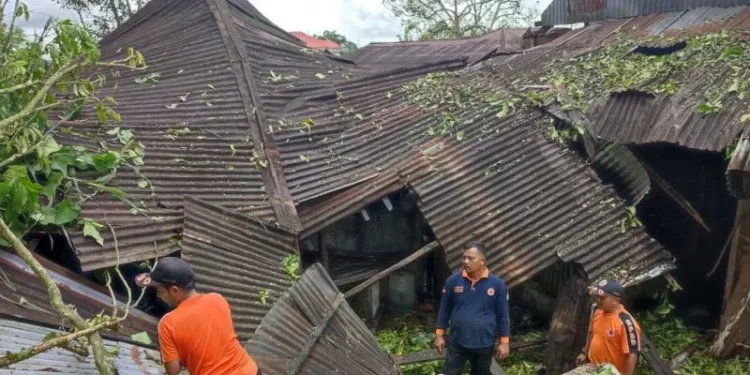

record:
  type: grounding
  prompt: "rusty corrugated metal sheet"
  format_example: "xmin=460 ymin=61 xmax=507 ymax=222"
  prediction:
xmin=272 ymin=60 xmax=466 ymax=204
xmin=245 ymin=263 xmax=397 ymax=375
xmin=0 ymin=318 xmax=163 ymax=375
xmin=68 ymin=217 xmax=182 ymax=272
xmin=181 ymin=197 xmax=297 ymax=342
xmin=0 ymin=251 xmax=158 ymax=339
xmin=540 ymin=0 xmax=750 ymax=25
xmin=410 ymin=111 xmax=673 ymax=287
xmin=59 ymin=0 xmax=277 ymax=268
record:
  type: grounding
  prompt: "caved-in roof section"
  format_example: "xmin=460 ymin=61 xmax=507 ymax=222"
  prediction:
xmin=411 ymin=111 xmax=673 ymax=287
xmin=270 ymin=60 xmax=466 ymax=205
xmin=245 ymin=263 xmax=397 ymax=375
xmin=0 ymin=250 xmax=158 ymax=339
xmin=181 ymin=197 xmax=298 ymax=342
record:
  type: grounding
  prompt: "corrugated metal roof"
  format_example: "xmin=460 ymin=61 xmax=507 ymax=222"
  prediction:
xmin=0 ymin=251 xmax=158 ymax=339
xmin=0 ymin=318 xmax=162 ymax=375
xmin=245 ymin=263 xmax=397 ymax=375
xmin=58 ymin=0 xmax=277 ymax=267
xmin=69 ymin=217 xmax=182 ymax=272
xmin=353 ymin=28 xmax=528 ymax=71
xmin=410 ymin=111 xmax=673 ymax=287
xmin=540 ymin=0 xmax=750 ymax=25
xmin=181 ymin=197 xmax=297 ymax=342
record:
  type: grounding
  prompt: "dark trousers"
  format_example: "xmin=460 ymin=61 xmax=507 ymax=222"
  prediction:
xmin=442 ymin=339 xmax=494 ymax=375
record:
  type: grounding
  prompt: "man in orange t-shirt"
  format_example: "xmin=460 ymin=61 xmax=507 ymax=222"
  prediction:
xmin=136 ymin=257 xmax=260 ymax=375
xmin=577 ymin=279 xmax=641 ymax=375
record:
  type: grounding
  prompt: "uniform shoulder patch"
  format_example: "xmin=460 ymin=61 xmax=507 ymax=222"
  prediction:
xmin=619 ymin=311 xmax=641 ymax=353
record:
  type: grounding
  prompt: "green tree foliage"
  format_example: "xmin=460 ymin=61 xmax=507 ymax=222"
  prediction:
xmin=0 ymin=1 xmax=149 ymax=372
xmin=384 ymin=0 xmax=540 ymax=41
xmin=314 ymin=30 xmax=358 ymax=54
xmin=51 ymin=0 xmax=150 ymax=38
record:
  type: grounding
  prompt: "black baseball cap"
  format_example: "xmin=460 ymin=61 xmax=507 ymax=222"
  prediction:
xmin=135 ymin=257 xmax=194 ymax=288
xmin=590 ymin=279 xmax=624 ymax=298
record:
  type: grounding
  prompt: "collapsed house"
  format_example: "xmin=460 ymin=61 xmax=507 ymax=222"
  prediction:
xmin=8 ymin=0 xmax=750 ymax=373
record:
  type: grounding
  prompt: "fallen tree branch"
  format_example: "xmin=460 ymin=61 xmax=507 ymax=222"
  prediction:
xmin=0 ymin=217 xmax=116 ymax=375
xmin=0 ymin=316 xmax=123 ymax=368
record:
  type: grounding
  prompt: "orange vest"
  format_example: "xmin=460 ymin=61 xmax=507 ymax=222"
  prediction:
xmin=587 ymin=306 xmax=641 ymax=374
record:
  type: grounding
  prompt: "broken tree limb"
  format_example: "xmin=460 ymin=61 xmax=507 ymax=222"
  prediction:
xmin=669 ymin=331 xmax=714 ymax=370
xmin=0 ymin=217 xmax=116 ymax=375
xmin=642 ymin=162 xmax=710 ymax=232
xmin=344 ymin=241 xmax=439 ymax=298
xmin=286 ymin=293 xmax=345 ymax=375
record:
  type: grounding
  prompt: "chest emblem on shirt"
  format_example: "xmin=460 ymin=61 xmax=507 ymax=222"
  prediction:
xmin=607 ymin=328 xmax=615 ymax=337
xmin=454 ymin=286 xmax=464 ymax=293
xmin=487 ymin=288 xmax=495 ymax=296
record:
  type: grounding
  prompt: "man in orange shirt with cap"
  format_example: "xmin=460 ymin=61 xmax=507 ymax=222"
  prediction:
xmin=577 ymin=279 xmax=641 ymax=375
xmin=136 ymin=257 xmax=261 ymax=375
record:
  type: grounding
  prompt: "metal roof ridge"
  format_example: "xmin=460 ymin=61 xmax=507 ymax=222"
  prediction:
xmin=204 ymin=0 xmax=302 ymax=230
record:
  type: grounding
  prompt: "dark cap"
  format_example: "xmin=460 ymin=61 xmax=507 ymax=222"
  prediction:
xmin=135 ymin=257 xmax=194 ymax=288
xmin=590 ymin=279 xmax=624 ymax=298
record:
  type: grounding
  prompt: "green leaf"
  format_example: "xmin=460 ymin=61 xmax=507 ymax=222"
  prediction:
xmin=39 ymin=138 xmax=62 ymax=157
xmin=83 ymin=218 xmax=104 ymax=246
xmin=92 ymin=152 xmax=119 ymax=172
xmin=315 ymin=73 xmax=326 ymax=79
xmin=456 ymin=131 xmax=465 ymax=141
xmin=118 ymin=129 xmax=133 ymax=144
xmin=106 ymin=127 xmax=121 ymax=136
xmin=696 ymin=103 xmax=713 ymax=115
xmin=42 ymin=332 xmax=58 ymax=342
xmin=43 ymin=172 xmax=64 ymax=202
xmin=130 ymin=332 xmax=152 ymax=345
xmin=741 ymin=113 xmax=750 ymax=123
xmin=230 ymin=144 xmax=237 ymax=156
xmin=54 ymin=199 xmax=81 ymax=225
xmin=138 ymin=180 xmax=149 ymax=189
xmin=355 ymin=113 xmax=365 ymax=120
xmin=722 ymin=46 xmax=744 ymax=59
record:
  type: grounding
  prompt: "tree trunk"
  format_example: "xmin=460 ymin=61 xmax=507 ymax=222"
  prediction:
xmin=543 ymin=268 xmax=592 ymax=375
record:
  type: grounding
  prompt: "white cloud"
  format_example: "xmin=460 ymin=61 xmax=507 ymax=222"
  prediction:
xmin=7 ymin=0 xmax=554 ymax=45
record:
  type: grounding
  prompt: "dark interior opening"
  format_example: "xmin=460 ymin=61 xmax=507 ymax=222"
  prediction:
xmin=631 ymin=144 xmax=736 ymax=329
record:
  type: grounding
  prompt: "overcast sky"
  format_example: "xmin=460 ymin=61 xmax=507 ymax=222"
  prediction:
xmin=9 ymin=0 xmax=553 ymax=46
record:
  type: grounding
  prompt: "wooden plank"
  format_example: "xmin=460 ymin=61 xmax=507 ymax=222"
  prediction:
xmin=334 ymin=268 xmax=382 ymax=287
xmin=643 ymin=162 xmax=710 ymax=232
xmin=640 ymin=334 xmax=676 ymax=375
xmin=490 ymin=358 xmax=507 ymax=375
xmin=286 ymin=293 xmax=345 ymax=375
xmin=344 ymin=241 xmax=439 ymax=298
xmin=543 ymin=269 xmax=592 ymax=375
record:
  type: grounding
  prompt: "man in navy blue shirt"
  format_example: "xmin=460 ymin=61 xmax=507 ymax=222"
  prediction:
xmin=434 ymin=242 xmax=510 ymax=375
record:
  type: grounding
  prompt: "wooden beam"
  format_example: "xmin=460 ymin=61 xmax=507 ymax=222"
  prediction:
xmin=543 ymin=269 xmax=591 ymax=375
xmin=642 ymin=162 xmax=710 ymax=232
xmin=286 ymin=293 xmax=345 ymax=375
xmin=344 ymin=241 xmax=439 ymax=298
xmin=640 ymin=333 xmax=676 ymax=375
xmin=334 ymin=268 xmax=382 ymax=287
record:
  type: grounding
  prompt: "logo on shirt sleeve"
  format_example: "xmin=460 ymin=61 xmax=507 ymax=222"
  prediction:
xmin=454 ymin=286 xmax=464 ymax=293
xmin=487 ymin=288 xmax=495 ymax=296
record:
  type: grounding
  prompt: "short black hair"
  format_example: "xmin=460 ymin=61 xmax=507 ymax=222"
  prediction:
xmin=163 ymin=280 xmax=196 ymax=291
xmin=463 ymin=242 xmax=487 ymax=257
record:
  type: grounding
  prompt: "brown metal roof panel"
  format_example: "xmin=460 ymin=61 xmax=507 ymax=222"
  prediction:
xmin=181 ymin=197 xmax=297 ymax=342
xmin=588 ymin=90 xmax=745 ymax=151
xmin=69 ymin=217 xmax=182 ymax=272
xmin=411 ymin=111 xmax=673 ymax=287
xmin=0 ymin=251 xmax=158 ymax=338
xmin=0 ymin=318 xmax=163 ymax=375
xmin=58 ymin=0 xmax=273 ymax=228
xmin=246 ymin=263 xmax=397 ymax=375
